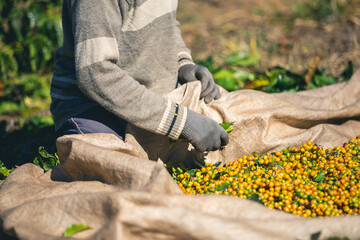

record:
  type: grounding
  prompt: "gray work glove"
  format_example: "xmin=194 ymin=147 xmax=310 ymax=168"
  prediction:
xmin=181 ymin=109 xmax=229 ymax=152
xmin=178 ymin=64 xmax=221 ymax=104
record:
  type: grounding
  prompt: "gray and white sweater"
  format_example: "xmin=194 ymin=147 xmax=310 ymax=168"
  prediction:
xmin=50 ymin=0 xmax=194 ymax=139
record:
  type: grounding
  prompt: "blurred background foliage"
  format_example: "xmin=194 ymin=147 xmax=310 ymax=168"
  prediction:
xmin=0 ymin=0 xmax=62 ymax=79
xmin=0 ymin=0 xmax=356 ymax=179
xmin=0 ymin=0 xmax=62 ymax=175
xmin=289 ymin=0 xmax=354 ymax=24
xmin=0 ymin=0 xmax=62 ymax=122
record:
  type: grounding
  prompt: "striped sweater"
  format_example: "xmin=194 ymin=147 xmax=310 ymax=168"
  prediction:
xmin=50 ymin=0 xmax=194 ymax=139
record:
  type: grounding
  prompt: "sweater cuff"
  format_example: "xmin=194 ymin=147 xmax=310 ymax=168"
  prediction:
xmin=180 ymin=109 xmax=202 ymax=140
xmin=177 ymin=51 xmax=194 ymax=69
xmin=155 ymin=99 xmax=187 ymax=140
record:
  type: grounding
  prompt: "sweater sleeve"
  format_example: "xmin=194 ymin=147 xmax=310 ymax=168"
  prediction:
xmin=174 ymin=18 xmax=195 ymax=68
xmin=68 ymin=0 xmax=187 ymax=139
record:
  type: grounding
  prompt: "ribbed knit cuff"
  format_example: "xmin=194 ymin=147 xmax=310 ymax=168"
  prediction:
xmin=181 ymin=109 xmax=202 ymax=140
xmin=155 ymin=99 xmax=187 ymax=140
xmin=177 ymin=51 xmax=194 ymax=69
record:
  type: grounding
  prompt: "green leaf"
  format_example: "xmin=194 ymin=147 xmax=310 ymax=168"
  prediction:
xmin=63 ymin=224 xmax=91 ymax=237
xmin=252 ymin=152 xmax=259 ymax=157
xmin=211 ymin=172 xmax=221 ymax=180
xmin=251 ymin=78 xmax=270 ymax=89
xmin=233 ymin=70 xmax=256 ymax=81
xmin=265 ymin=67 xmax=305 ymax=93
xmin=0 ymin=161 xmax=14 ymax=180
xmin=314 ymin=170 xmax=325 ymax=182
xmin=38 ymin=146 xmax=51 ymax=158
xmin=186 ymin=169 xmax=196 ymax=177
xmin=213 ymin=69 xmax=240 ymax=91
xmin=42 ymin=161 xmax=54 ymax=172
xmin=224 ymin=52 xmax=248 ymax=65
xmin=0 ymin=101 xmax=20 ymax=114
xmin=314 ymin=74 xmax=336 ymax=87
xmin=33 ymin=157 xmax=40 ymax=167
xmin=307 ymin=82 xmax=317 ymax=89
xmin=224 ymin=52 xmax=260 ymax=67
xmin=0 ymin=167 xmax=10 ymax=177
xmin=244 ymin=168 xmax=251 ymax=175
xmin=248 ymin=193 xmax=264 ymax=205
xmin=32 ymin=147 xmax=59 ymax=172
xmin=214 ymin=161 xmax=222 ymax=167
xmin=215 ymin=182 xmax=231 ymax=191
xmin=220 ymin=122 xmax=234 ymax=133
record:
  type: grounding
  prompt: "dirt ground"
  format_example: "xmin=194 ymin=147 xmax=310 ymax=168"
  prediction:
xmin=177 ymin=0 xmax=360 ymax=76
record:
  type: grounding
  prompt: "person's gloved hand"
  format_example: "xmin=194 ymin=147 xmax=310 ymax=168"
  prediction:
xmin=181 ymin=109 xmax=229 ymax=152
xmin=178 ymin=64 xmax=220 ymax=104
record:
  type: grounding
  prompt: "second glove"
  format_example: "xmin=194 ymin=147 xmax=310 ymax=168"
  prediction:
xmin=178 ymin=64 xmax=221 ymax=104
xmin=181 ymin=109 xmax=229 ymax=152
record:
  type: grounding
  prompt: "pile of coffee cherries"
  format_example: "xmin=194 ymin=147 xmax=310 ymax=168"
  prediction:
xmin=174 ymin=135 xmax=360 ymax=217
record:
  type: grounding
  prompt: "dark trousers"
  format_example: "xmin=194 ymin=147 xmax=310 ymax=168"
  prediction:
xmin=57 ymin=106 xmax=127 ymax=140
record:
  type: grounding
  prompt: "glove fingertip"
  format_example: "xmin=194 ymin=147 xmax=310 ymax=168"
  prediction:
xmin=220 ymin=131 xmax=230 ymax=146
xmin=213 ymin=140 xmax=221 ymax=151
xmin=214 ymin=87 xmax=221 ymax=100
xmin=204 ymin=97 xmax=211 ymax=104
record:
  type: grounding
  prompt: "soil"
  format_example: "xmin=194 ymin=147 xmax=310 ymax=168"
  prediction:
xmin=177 ymin=0 xmax=360 ymax=76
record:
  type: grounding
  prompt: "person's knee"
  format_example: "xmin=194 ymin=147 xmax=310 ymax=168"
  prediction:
xmin=56 ymin=118 xmax=83 ymax=138
xmin=56 ymin=116 xmax=125 ymax=140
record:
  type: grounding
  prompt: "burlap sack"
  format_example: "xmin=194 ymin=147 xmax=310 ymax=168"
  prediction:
xmin=1 ymin=69 xmax=360 ymax=240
